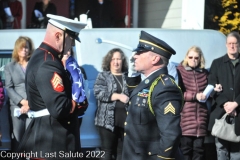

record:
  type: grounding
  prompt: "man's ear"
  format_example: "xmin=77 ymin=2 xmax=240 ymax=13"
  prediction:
xmin=152 ymin=55 xmax=161 ymax=65
xmin=55 ymin=32 xmax=62 ymax=42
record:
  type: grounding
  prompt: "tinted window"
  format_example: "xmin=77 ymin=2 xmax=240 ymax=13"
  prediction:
xmin=0 ymin=50 xmax=12 ymax=85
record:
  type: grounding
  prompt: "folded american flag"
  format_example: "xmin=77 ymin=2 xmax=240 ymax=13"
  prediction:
xmin=66 ymin=56 xmax=87 ymax=104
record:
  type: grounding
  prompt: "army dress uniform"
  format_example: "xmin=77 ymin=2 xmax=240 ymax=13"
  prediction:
xmin=122 ymin=31 xmax=183 ymax=160
xmin=17 ymin=43 xmax=80 ymax=159
xmin=123 ymin=67 xmax=183 ymax=160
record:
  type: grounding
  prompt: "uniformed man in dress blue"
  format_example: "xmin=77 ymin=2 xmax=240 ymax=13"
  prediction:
xmin=18 ymin=14 xmax=86 ymax=160
xmin=123 ymin=31 xmax=183 ymax=160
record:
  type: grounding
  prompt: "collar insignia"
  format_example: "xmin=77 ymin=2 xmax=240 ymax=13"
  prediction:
xmin=145 ymin=79 xmax=149 ymax=84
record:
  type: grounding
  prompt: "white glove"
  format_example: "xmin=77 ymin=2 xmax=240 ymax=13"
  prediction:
xmin=128 ymin=52 xmax=139 ymax=77
xmin=6 ymin=16 xmax=14 ymax=22
xmin=38 ymin=17 xmax=44 ymax=21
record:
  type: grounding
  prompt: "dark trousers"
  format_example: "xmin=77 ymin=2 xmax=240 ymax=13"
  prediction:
xmin=10 ymin=106 xmax=31 ymax=160
xmin=97 ymin=126 xmax=124 ymax=160
xmin=78 ymin=118 xmax=83 ymax=151
xmin=204 ymin=143 xmax=217 ymax=160
xmin=180 ymin=136 xmax=204 ymax=160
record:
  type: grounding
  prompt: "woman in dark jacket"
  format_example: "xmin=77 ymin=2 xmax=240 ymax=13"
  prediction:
xmin=177 ymin=46 xmax=209 ymax=160
xmin=94 ymin=48 xmax=129 ymax=160
xmin=31 ymin=0 xmax=57 ymax=28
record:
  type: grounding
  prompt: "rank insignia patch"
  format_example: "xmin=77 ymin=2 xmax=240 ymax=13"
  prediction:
xmin=164 ymin=102 xmax=175 ymax=115
xmin=51 ymin=72 xmax=64 ymax=92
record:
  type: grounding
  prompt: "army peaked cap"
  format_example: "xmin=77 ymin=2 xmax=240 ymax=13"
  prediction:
xmin=133 ymin=31 xmax=176 ymax=59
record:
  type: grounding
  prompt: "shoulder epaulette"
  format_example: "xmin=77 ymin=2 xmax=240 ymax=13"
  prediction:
xmin=44 ymin=51 xmax=55 ymax=61
xmin=147 ymin=74 xmax=182 ymax=116
xmin=159 ymin=74 xmax=175 ymax=86
xmin=39 ymin=47 xmax=55 ymax=61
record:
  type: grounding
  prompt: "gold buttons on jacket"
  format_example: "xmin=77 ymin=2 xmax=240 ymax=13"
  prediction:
xmin=124 ymin=133 xmax=126 ymax=136
xmin=124 ymin=122 xmax=127 ymax=125
xmin=129 ymin=101 xmax=131 ymax=105
xmin=148 ymin=152 xmax=152 ymax=155
xmin=138 ymin=104 xmax=140 ymax=106
xmin=48 ymin=52 xmax=51 ymax=54
xmin=126 ymin=111 xmax=128 ymax=115
xmin=68 ymin=121 xmax=70 ymax=124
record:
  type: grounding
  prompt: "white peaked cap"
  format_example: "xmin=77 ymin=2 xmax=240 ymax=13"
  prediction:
xmin=47 ymin=14 xmax=87 ymax=42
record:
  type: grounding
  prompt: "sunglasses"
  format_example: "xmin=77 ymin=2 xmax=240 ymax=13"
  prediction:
xmin=188 ymin=56 xmax=199 ymax=60
xmin=135 ymin=51 xmax=146 ymax=55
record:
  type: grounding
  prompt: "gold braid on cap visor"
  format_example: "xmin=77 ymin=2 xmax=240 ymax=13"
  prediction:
xmin=139 ymin=39 xmax=172 ymax=55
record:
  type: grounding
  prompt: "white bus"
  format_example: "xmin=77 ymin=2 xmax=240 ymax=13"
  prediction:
xmin=0 ymin=28 xmax=226 ymax=150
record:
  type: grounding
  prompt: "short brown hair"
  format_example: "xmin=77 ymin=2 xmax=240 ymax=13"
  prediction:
xmin=12 ymin=36 xmax=34 ymax=62
xmin=102 ymin=48 xmax=128 ymax=72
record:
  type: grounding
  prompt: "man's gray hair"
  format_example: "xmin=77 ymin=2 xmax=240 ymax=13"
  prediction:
xmin=160 ymin=55 xmax=169 ymax=66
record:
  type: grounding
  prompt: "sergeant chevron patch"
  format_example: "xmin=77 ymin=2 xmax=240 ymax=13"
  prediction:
xmin=51 ymin=72 xmax=64 ymax=92
xmin=164 ymin=102 xmax=175 ymax=115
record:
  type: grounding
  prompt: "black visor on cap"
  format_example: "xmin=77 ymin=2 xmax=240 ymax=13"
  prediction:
xmin=133 ymin=44 xmax=150 ymax=53
xmin=65 ymin=28 xmax=80 ymax=42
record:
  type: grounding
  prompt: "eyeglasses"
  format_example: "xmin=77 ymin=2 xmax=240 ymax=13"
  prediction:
xmin=227 ymin=42 xmax=238 ymax=46
xmin=188 ymin=56 xmax=199 ymax=60
xmin=135 ymin=51 xmax=146 ymax=55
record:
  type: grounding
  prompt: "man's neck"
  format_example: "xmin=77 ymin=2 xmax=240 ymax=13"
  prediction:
xmin=228 ymin=53 xmax=239 ymax=60
xmin=143 ymin=66 xmax=162 ymax=78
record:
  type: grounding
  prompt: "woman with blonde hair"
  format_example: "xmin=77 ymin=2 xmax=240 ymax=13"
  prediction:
xmin=177 ymin=46 xmax=209 ymax=160
xmin=4 ymin=36 xmax=34 ymax=155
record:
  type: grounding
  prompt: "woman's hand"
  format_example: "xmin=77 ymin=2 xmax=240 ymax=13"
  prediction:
xmin=111 ymin=93 xmax=129 ymax=104
xmin=214 ymin=84 xmax=222 ymax=92
xmin=20 ymin=99 xmax=30 ymax=114
xmin=119 ymin=94 xmax=129 ymax=104
xmin=196 ymin=93 xmax=206 ymax=101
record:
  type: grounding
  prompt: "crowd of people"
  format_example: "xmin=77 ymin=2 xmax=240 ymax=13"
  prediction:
xmin=0 ymin=7 xmax=239 ymax=160
xmin=0 ymin=0 xmax=117 ymax=30
xmin=0 ymin=0 xmax=57 ymax=29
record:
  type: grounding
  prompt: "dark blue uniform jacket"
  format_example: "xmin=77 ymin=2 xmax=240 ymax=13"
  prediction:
xmin=123 ymin=67 xmax=183 ymax=160
xmin=18 ymin=43 xmax=80 ymax=159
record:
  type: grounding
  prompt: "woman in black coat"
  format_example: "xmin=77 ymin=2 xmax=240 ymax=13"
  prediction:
xmin=31 ymin=0 xmax=57 ymax=28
